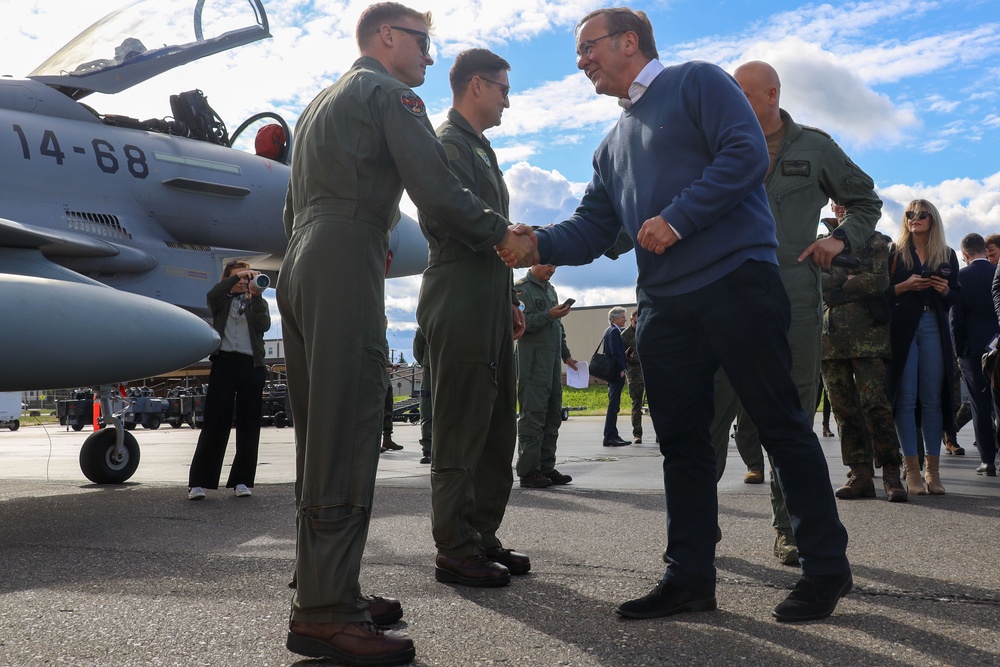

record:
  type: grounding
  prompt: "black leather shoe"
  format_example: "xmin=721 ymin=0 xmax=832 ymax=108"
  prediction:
xmin=617 ymin=580 xmax=717 ymax=619
xmin=483 ymin=546 xmax=531 ymax=575
xmin=419 ymin=455 xmax=431 ymax=464
xmin=976 ymin=462 xmax=997 ymax=476
xmin=362 ymin=595 xmax=403 ymax=626
xmin=603 ymin=437 xmax=630 ymax=447
xmin=772 ymin=571 xmax=852 ymax=622
xmin=544 ymin=469 xmax=573 ymax=485
xmin=435 ymin=553 xmax=510 ymax=587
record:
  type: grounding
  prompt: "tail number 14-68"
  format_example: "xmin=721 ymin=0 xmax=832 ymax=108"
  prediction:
xmin=12 ymin=125 xmax=149 ymax=179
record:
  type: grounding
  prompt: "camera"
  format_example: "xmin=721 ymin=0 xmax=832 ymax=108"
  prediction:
xmin=253 ymin=274 xmax=270 ymax=290
xmin=921 ymin=264 xmax=952 ymax=280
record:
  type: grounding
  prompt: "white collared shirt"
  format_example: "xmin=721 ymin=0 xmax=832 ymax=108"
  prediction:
xmin=618 ymin=59 xmax=665 ymax=109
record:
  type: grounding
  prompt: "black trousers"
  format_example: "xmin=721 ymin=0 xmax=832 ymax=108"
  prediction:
xmin=637 ymin=260 xmax=849 ymax=592
xmin=188 ymin=352 xmax=265 ymax=489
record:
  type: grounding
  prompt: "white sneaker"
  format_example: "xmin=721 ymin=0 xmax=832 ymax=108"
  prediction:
xmin=188 ymin=486 xmax=206 ymax=500
xmin=234 ymin=484 xmax=252 ymax=498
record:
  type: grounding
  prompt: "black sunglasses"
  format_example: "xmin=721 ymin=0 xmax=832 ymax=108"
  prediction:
xmin=905 ymin=210 xmax=932 ymax=221
xmin=478 ymin=76 xmax=510 ymax=99
xmin=386 ymin=25 xmax=431 ymax=56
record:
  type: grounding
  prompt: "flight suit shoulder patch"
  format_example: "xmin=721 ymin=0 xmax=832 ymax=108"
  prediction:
xmin=400 ymin=91 xmax=426 ymax=116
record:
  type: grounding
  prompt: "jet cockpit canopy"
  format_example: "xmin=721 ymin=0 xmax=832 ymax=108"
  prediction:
xmin=28 ymin=0 xmax=270 ymax=100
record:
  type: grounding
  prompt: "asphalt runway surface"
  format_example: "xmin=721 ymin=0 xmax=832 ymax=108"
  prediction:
xmin=1 ymin=414 xmax=998 ymax=666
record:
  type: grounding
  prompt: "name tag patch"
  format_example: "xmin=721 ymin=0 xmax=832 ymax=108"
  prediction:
xmin=782 ymin=160 xmax=811 ymax=177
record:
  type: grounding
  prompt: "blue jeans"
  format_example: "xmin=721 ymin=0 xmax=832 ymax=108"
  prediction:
xmin=893 ymin=312 xmax=945 ymax=457
xmin=636 ymin=260 xmax=849 ymax=593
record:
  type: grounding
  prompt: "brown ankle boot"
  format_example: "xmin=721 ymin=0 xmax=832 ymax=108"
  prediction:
xmin=903 ymin=455 xmax=926 ymax=495
xmin=835 ymin=463 xmax=876 ymax=499
xmin=881 ymin=464 xmax=908 ymax=502
xmin=924 ymin=454 xmax=945 ymax=494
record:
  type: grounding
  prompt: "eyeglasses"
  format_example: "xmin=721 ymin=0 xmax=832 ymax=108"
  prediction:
xmin=478 ymin=76 xmax=510 ymax=99
xmin=905 ymin=210 xmax=932 ymax=221
xmin=386 ymin=25 xmax=431 ymax=56
xmin=577 ymin=31 xmax=621 ymax=59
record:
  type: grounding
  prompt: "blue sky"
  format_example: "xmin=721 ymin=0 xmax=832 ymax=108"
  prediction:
xmin=7 ymin=0 xmax=1000 ymax=362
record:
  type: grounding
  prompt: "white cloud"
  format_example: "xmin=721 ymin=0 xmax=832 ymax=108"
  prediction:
xmin=504 ymin=161 xmax=587 ymax=226
xmin=928 ymin=95 xmax=960 ymax=113
xmin=878 ymin=172 xmax=1000 ymax=241
xmin=493 ymin=72 xmax=621 ymax=138
xmin=495 ymin=145 xmax=537 ymax=164
xmin=735 ymin=37 xmax=920 ymax=147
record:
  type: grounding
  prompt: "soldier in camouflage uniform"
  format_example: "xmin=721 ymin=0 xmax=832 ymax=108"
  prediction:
xmin=821 ymin=227 xmax=907 ymax=501
xmin=620 ymin=310 xmax=645 ymax=443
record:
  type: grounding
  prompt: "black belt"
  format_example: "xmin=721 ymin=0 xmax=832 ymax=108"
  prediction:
xmin=214 ymin=350 xmax=252 ymax=359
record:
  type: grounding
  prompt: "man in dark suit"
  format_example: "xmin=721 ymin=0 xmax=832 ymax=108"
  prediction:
xmin=602 ymin=306 xmax=630 ymax=446
xmin=952 ymin=233 xmax=999 ymax=476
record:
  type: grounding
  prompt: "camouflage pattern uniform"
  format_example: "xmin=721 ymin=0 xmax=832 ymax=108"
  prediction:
xmin=620 ymin=324 xmax=644 ymax=440
xmin=821 ymin=231 xmax=902 ymax=468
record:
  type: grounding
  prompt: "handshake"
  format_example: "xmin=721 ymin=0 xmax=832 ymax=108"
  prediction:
xmin=495 ymin=224 xmax=540 ymax=268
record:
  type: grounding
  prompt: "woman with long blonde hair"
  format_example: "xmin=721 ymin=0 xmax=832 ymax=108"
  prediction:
xmin=885 ymin=199 xmax=960 ymax=495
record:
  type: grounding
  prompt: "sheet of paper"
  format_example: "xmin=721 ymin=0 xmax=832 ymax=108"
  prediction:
xmin=566 ymin=361 xmax=590 ymax=389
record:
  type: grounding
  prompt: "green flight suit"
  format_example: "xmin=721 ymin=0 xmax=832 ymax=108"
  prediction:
xmin=515 ymin=272 xmax=572 ymax=477
xmin=821 ymin=232 xmax=901 ymax=468
xmin=277 ymin=57 xmax=509 ymax=623
xmin=412 ymin=328 xmax=432 ymax=457
xmin=709 ymin=109 xmax=881 ymax=534
xmin=416 ymin=109 xmax=517 ymax=557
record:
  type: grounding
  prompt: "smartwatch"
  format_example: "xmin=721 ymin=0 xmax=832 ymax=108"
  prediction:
xmin=831 ymin=226 xmax=850 ymax=253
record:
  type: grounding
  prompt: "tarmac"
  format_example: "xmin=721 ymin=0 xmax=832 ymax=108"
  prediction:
xmin=1 ymin=413 xmax=998 ymax=667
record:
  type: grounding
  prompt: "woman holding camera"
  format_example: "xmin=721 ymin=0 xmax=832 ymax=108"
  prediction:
xmin=886 ymin=200 xmax=960 ymax=495
xmin=188 ymin=260 xmax=271 ymax=500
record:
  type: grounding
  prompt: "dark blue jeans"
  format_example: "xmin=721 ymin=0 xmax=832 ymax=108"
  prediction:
xmin=636 ymin=260 xmax=849 ymax=593
xmin=604 ymin=378 xmax=624 ymax=439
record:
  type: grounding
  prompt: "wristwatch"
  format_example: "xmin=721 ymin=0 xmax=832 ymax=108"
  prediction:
xmin=831 ymin=226 xmax=851 ymax=253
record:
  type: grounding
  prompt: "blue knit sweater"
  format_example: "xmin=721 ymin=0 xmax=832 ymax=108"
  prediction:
xmin=537 ymin=61 xmax=778 ymax=297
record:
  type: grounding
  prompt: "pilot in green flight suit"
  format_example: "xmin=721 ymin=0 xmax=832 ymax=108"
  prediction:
xmin=277 ymin=6 xmax=514 ymax=662
xmin=514 ymin=265 xmax=575 ymax=486
xmin=416 ymin=49 xmax=529 ymax=587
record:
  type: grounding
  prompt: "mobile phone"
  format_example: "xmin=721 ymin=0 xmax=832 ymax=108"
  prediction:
xmin=562 ymin=298 xmax=575 ymax=307
xmin=920 ymin=270 xmax=933 ymax=279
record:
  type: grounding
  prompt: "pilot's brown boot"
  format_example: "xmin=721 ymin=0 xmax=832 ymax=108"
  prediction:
xmin=381 ymin=433 xmax=403 ymax=451
xmin=287 ymin=620 xmax=415 ymax=665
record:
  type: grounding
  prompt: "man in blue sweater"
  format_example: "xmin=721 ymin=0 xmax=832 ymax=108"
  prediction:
xmin=498 ymin=6 xmax=851 ymax=623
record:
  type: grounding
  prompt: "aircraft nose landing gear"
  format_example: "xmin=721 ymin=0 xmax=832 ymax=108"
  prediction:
xmin=79 ymin=385 xmax=141 ymax=484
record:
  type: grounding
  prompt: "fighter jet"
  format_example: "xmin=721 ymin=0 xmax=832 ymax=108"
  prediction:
xmin=0 ymin=0 xmax=428 ymax=483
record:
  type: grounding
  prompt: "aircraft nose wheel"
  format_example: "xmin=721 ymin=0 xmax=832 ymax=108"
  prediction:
xmin=79 ymin=428 xmax=141 ymax=484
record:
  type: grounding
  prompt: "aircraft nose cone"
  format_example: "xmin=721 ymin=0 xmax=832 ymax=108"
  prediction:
xmin=2 ymin=275 xmax=221 ymax=391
